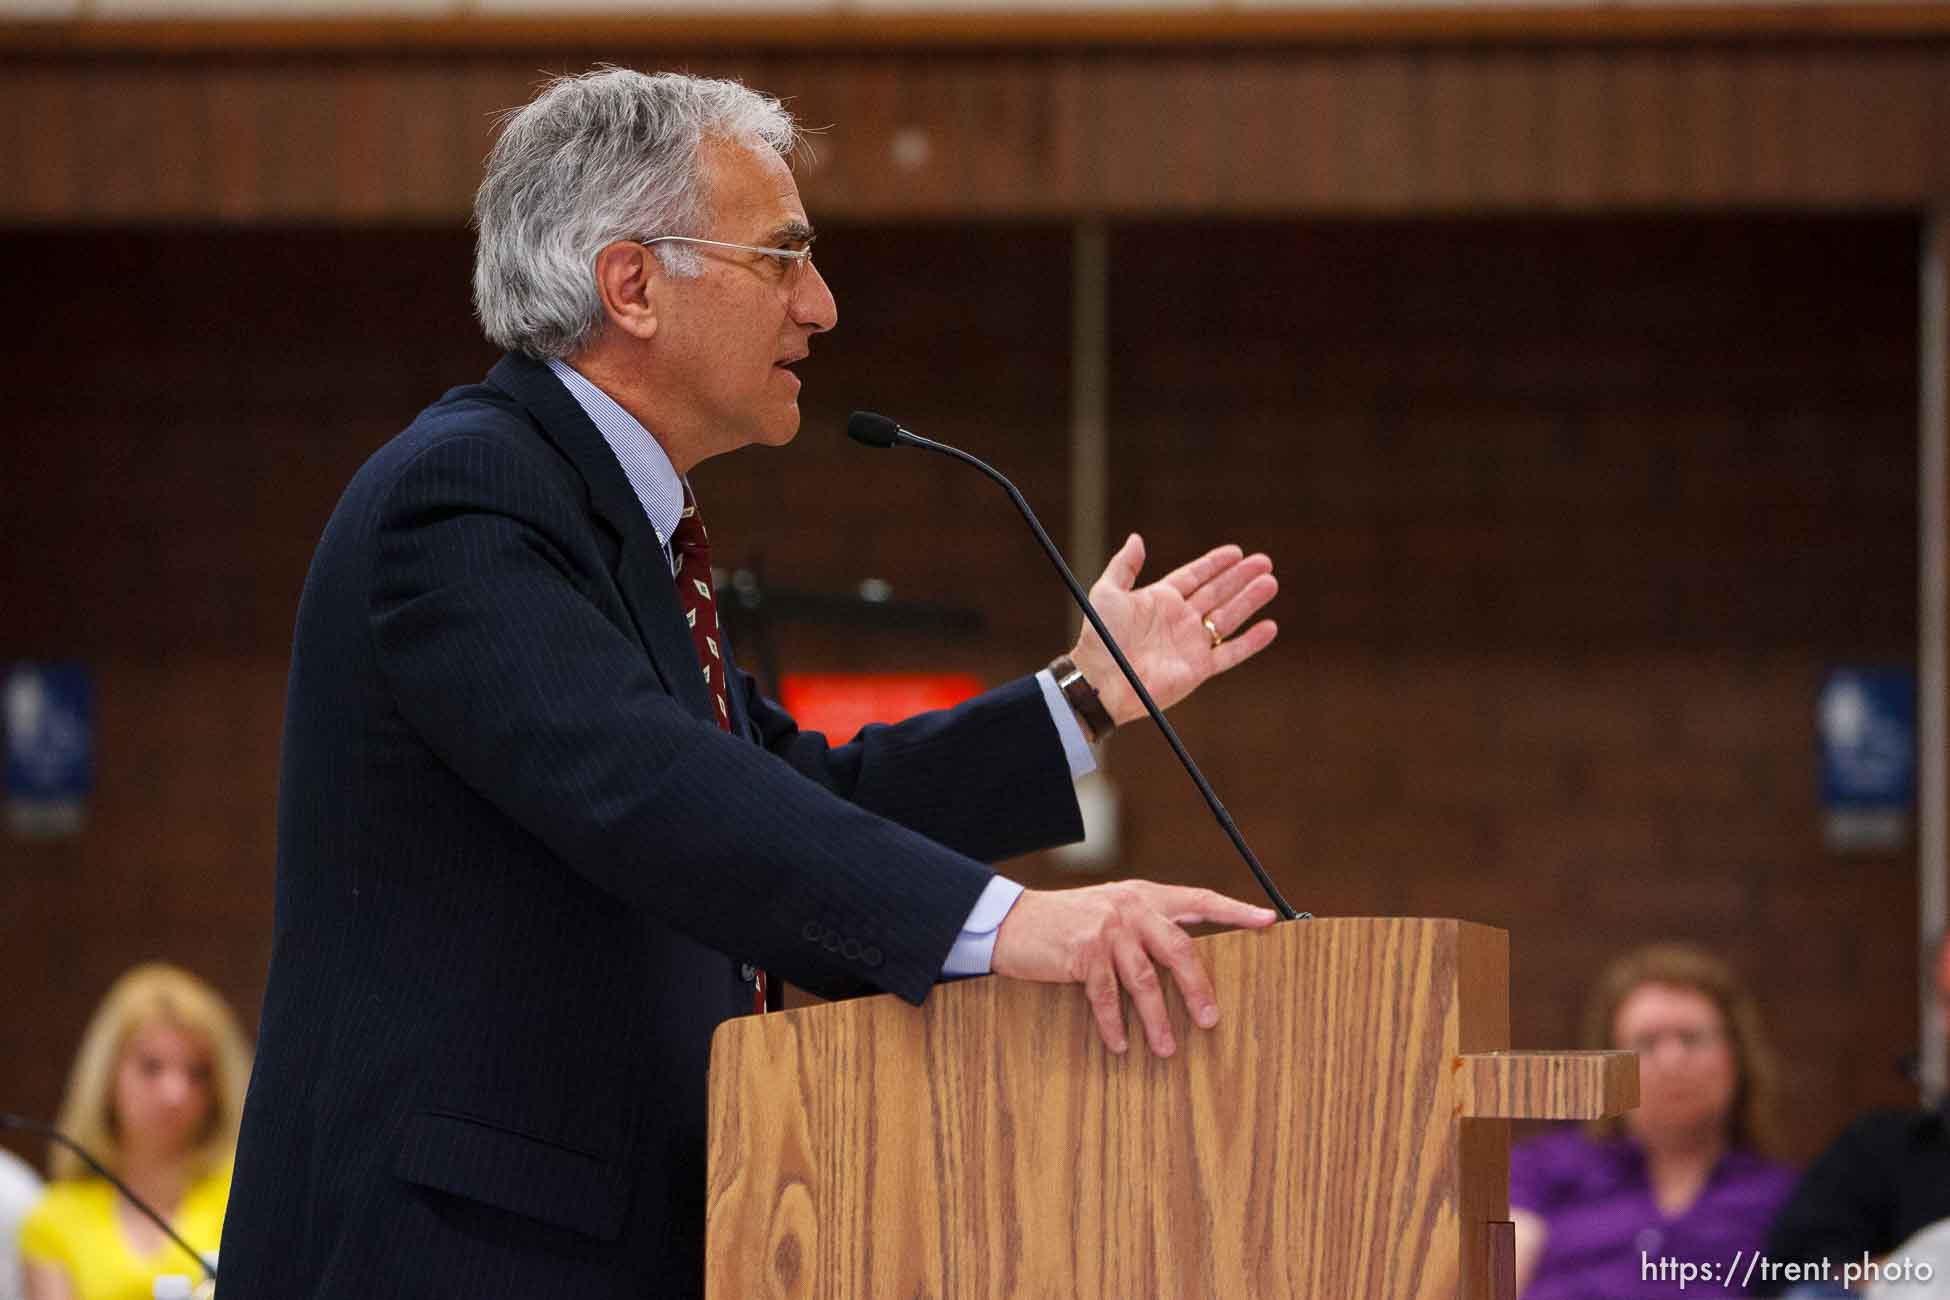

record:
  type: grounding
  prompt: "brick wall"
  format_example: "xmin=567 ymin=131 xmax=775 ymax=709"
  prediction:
xmin=1088 ymin=217 xmax=1920 ymax=1158
xmin=0 ymin=214 xmax=1919 ymax=1169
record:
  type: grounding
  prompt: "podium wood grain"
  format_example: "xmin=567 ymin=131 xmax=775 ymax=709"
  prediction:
xmin=1457 ymin=1049 xmax=1639 ymax=1120
xmin=707 ymin=917 xmax=1572 ymax=1299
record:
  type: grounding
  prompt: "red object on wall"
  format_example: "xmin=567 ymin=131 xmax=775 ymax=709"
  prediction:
xmin=780 ymin=673 xmax=985 ymax=743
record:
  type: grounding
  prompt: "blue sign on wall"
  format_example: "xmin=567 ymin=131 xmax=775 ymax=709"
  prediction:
xmin=4 ymin=661 xmax=93 ymax=838
xmin=1818 ymin=666 xmax=1915 ymax=851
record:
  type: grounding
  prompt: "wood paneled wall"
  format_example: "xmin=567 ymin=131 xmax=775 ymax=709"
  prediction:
xmin=0 ymin=214 xmax=1917 ymax=1172
xmin=5 ymin=42 xmax=1950 ymax=224
xmin=1094 ymin=215 xmax=1919 ymax=1158
xmin=1 ymin=231 xmax=501 ymax=1161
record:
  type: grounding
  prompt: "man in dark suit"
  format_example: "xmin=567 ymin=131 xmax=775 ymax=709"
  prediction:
xmin=218 ymin=69 xmax=1282 ymax=1298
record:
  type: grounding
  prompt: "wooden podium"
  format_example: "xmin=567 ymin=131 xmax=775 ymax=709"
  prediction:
xmin=706 ymin=917 xmax=1636 ymax=1299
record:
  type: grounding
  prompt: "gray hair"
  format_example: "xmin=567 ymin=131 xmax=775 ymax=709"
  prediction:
xmin=472 ymin=67 xmax=801 ymax=360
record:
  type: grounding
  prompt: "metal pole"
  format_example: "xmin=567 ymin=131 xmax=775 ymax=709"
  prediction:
xmin=1918 ymin=212 xmax=1946 ymax=1102
xmin=1070 ymin=220 xmax=1110 ymax=616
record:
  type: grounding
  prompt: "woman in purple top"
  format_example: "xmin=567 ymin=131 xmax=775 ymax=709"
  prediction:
xmin=1513 ymin=944 xmax=1797 ymax=1299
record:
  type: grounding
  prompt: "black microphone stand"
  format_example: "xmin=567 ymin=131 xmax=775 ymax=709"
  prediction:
xmin=0 ymin=1113 xmax=219 ymax=1285
xmin=848 ymin=412 xmax=1304 ymax=922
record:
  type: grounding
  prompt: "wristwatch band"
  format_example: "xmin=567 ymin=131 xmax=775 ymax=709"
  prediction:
xmin=1048 ymin=654 xmax=1114 ymax=744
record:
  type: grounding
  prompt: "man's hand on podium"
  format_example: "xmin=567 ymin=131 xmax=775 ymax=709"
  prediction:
xmin=991 ymin=881 xmax=1278 ymax=1057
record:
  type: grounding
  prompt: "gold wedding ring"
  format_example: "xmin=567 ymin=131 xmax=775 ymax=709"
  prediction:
xmin=1202 ymin=616 xmax=1223 ymax=649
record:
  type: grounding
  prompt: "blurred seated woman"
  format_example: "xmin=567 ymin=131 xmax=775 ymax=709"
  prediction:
xmin=1513 ymin=943 xmax=1795 ymax=1298
xmin=19 ymin=964 xmax=252 ymax=1300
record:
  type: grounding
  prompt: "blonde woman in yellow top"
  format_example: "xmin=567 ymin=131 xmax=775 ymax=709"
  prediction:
xmin=19 ymin=964 xmax=252 ymax=1300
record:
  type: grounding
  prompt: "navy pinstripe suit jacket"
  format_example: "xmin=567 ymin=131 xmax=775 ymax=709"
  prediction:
xmin=216 ymin=353 xmax=1083 ymax=1298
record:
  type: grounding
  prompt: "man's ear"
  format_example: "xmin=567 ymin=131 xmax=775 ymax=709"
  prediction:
xmin=594 ymin=241 xmax=660 ymax=342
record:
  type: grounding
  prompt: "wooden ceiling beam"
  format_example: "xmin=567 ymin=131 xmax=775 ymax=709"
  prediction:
xmin=7 ymin=6 xmax=1950 ymax=59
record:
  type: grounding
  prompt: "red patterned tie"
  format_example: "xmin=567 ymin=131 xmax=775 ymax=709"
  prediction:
xmin=670 ymin=484 xmax=767 ymax=1014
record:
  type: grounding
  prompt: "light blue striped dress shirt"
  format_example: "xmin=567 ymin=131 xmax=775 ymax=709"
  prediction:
xmin=545 ymin=359 xmax=1097 ymax=976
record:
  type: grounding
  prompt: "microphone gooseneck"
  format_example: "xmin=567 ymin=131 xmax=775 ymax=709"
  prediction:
xmin=846 ymin=410 xmax=1303 ymax=922
xmin=0 ymin=1113 xmax=219 ymax=1284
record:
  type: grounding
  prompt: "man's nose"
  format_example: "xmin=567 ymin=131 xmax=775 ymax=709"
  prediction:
xmin=794 ymin=261 xmax=838 ymax=334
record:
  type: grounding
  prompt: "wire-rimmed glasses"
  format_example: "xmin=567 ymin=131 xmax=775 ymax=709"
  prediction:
xmin=636 ymin=235 xmax=814 ymax=281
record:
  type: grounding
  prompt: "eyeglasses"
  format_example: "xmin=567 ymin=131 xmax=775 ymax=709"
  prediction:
xmin=1623 ymin=1026 xmax=1726 ymax=1056
xmin=635 ymin=235 xmax=814 ymax=280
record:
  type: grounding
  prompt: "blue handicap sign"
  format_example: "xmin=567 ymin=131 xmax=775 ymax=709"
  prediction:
xmin=1818 ymin=666 xmax=1914 ymax=851
xmin=1818 ymin=667 xmax=1916 ymax=809
xmin=5 ymin=661 xmax=93 ymax=836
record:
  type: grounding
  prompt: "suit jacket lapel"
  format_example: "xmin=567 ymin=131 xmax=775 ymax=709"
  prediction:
xmin=486 ymin=352 xmax=719 ymax=728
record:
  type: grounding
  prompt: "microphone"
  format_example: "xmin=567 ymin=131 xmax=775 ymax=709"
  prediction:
xmin=0 ymin=1112 xmax=219 ymax=1284
xmin=846 ymin=410 xmax=1302 ymax=921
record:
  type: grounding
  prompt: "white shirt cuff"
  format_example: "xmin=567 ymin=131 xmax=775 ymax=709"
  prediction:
xmin=941 ymin=875 xmax=1026 ymax=977
xmin=1035 ymin=667 xmax=1099 ymax=782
